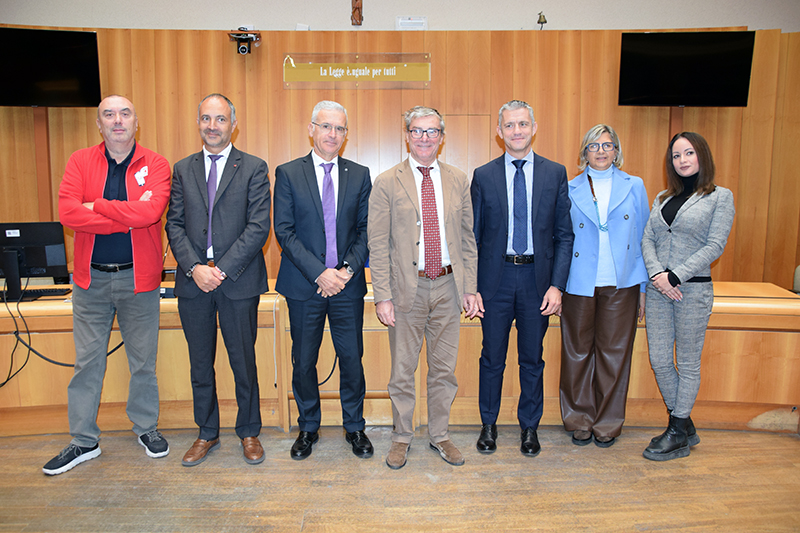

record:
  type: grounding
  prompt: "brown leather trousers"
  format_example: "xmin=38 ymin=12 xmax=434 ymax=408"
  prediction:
xmin=559 ymin=286 xmax=640 ymax=439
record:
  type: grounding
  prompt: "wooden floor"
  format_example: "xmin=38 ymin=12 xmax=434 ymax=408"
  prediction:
xmin=1 ymin=425 xmax=798 ymax=532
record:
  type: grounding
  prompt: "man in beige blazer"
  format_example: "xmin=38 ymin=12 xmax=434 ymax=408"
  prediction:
xmin=368 ymin=106 xmax=481 ymax=470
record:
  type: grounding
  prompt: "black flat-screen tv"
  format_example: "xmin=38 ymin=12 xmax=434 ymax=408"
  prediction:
xmin=0 ymin=27 xmax=102 ymax=107
xmin=618 ymin=31 xmax=755 ymax=107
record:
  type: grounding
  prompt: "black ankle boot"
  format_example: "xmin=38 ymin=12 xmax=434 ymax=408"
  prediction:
xmin=651 ymin=414 xmax=700 ymax=447
xmin=685 ymin=416 xmax=700 ymax=447
xmin=643 ymin=415 xmax=690 ymax=461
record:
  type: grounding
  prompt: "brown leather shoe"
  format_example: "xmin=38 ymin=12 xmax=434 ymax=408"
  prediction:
xmin=429 ymin=439 xmax=465 ymax=466
xmin=386 ymin=441 xmax=409 ymax=470
xmin=242 ymin=436 xmax=264 ymax=464
xmin=181 ymin=438 xmax=220 ymax=467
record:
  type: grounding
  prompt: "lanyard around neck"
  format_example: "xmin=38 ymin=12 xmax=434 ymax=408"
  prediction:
xmin=587 ymin=174 xmax=609 ymax=232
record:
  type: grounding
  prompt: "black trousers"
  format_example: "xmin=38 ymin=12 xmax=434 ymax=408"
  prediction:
xmin=286 ymin=293 xmax=366 ymax=433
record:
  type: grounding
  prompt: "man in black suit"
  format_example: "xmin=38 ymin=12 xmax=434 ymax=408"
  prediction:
xmin=471 ymin=100 xmax=573 ymax=457
xmin=273 ymin=100 xmax=373 ymax=460
xmin=166 ymin=93 xmax=271 ymax=467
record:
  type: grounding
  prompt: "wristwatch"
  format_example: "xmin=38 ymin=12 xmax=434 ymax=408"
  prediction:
xmin=344 ymin=262 xmax=355 ymax=276
xmin=186 ymin=262 xmax=201 ymax=278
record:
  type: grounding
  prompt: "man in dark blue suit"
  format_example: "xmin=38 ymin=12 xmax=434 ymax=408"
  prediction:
xmin=166 ymin=93 xmax=271 ymax=467
xmin=273 ymin=101 xmax=373 ymax=460
xmin=471 ymin=100 xmax=573 ymax=457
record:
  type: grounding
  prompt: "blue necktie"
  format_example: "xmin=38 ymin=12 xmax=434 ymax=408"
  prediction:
xmin=321 ymin=162 xmax=338 ymax=269
xmin=207 ymin=154 xmax=222 ymax=252
xmin=512 ymin=159 xmax=527 ymax=254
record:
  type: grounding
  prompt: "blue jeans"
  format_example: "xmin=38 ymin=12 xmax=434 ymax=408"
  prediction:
xmin=68 ymin=269 xmax=161 ymax=447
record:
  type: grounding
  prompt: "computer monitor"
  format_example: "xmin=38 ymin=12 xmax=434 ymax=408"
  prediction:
xmin=0 ymin=222 xmax=70 ymax=301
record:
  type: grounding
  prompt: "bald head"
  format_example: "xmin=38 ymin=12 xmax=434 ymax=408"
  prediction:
xmin=97 ymin=95 xmax=136 ymax=121
xmin=96 ymin=95 xmax=138 ymax=155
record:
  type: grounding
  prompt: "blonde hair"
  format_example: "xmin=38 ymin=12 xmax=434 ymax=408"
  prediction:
xmin=577 ymin=124 xmax=623 ymax=171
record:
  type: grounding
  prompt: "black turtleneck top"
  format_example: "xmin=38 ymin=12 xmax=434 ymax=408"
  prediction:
xmin=661 ymin=173 xmax=698 ymax=226
xmin=659 ymin=173 xmax=699 ymax=287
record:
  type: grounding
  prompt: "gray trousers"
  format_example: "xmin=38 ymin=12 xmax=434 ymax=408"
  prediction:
xmin=68 ymin=269 xmax=161 ymax=447
xmin=644 ymin=281 xmax=713 ymax=418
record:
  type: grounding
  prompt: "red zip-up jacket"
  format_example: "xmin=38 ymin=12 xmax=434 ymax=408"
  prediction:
xmin=58 ymin=142 xmax=171 ymax=293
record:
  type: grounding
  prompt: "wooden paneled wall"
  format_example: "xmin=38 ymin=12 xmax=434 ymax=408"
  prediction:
xmin=1 ymin=26 xmax=799 ymax=288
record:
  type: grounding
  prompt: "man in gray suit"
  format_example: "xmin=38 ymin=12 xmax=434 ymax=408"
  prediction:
xmin=166 ymin=93 xmax=271 ymax=467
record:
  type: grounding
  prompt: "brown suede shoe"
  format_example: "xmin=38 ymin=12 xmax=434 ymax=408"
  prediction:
xmin=242 ymin=437 xmax=265 ymax=464
xmin=386 ymin=442 xmax=409 ymax=470
xmin=429 ymin=439 xmax=465 ymax=466
xmin=572 ymin=430 xmax=593 ymax=446
xmin=181 ymin=438 xmax=220 ymax=467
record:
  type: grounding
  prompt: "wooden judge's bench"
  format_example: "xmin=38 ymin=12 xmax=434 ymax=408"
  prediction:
xmin=1 ymin=281 xmax=798 ymax=437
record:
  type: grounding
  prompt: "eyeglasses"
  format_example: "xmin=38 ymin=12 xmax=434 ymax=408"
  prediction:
xmin=408 ymin=128 xmax=441 ymax=139
xmin=587 ymin=142 xmax=616 ymax=152
xmin=312 ymin=122 xmax=348 ymax=136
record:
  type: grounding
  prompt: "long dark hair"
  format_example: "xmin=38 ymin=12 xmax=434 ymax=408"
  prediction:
xmin=662 ymin=131 xmax=716 ymax=199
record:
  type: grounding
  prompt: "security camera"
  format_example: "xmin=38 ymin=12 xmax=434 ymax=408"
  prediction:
xmin=227 ymin=29 xmax=261 ymax=55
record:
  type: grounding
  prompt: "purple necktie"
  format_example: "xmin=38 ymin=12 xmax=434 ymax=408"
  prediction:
xmin=207 ymin=154 xmax=222 ymax=251
xmin=321 ymin=162 xmax=338 ymax=269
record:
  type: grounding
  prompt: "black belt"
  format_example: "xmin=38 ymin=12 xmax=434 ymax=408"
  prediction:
xmin=686 ymin=276 xmax=712 ymax=283
xmin=504 ymin=254 xmax=534 ymax=265
xmin=418 ymin=265 xmax=453 ymax=279
xmin=91 ymin=262 xmax=133 ymax=272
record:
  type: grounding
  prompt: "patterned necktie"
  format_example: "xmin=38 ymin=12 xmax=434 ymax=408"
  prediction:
xmin=419 ymin=166 xmax=442 ymax=280
xmin=321 ymin=162 xmax=337 ymax=269
xmin=512 ymin=159 xmax=527 ymax=255
xmin=207 ymin=154 xmax=222 ymax=251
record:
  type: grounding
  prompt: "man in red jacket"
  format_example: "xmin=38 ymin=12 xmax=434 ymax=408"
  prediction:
xmin=43 ymin=95 xmax=172 ymax=476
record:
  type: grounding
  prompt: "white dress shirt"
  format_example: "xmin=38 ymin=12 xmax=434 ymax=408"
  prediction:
xmin=311 ymin=150 xmax=339 ymax=216
xmin=504 ymin=150 xmax=535 ymax=255
xmin=202 ymin=142 xmax=233 ymax=259
xmin=408 ymin=155 xmax=451 ymax=270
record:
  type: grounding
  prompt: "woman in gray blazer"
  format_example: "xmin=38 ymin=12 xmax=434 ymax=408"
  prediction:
xmin=641 ymin=132 xmax=735 ymax=461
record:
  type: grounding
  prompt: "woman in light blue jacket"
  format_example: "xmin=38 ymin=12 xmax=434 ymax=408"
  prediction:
xmin=559 ymin=124 xmax=649 ymax=448
xmin=641 ymin=132 xmax=734 ymax=461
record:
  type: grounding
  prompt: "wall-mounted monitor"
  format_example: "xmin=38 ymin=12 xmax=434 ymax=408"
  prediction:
xmin=0 ymin=27 xmax=102 ymax=108
xmin=618 ymin=31 xmax=755 ymax=107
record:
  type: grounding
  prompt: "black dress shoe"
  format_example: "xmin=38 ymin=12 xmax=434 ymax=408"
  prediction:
xmin=345 ymin=430 xmax=374 ymax=458
xmin=290 ymin=430 xmax=319 ymax=460
xmin=476 ymin=424 xmax=497 ymax=454
xmin=520 ymin=427 xmax=541 ymax=457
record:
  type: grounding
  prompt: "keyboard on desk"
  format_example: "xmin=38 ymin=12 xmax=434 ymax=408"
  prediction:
xmin=1 ymin=286 xmax=72 ymax=301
